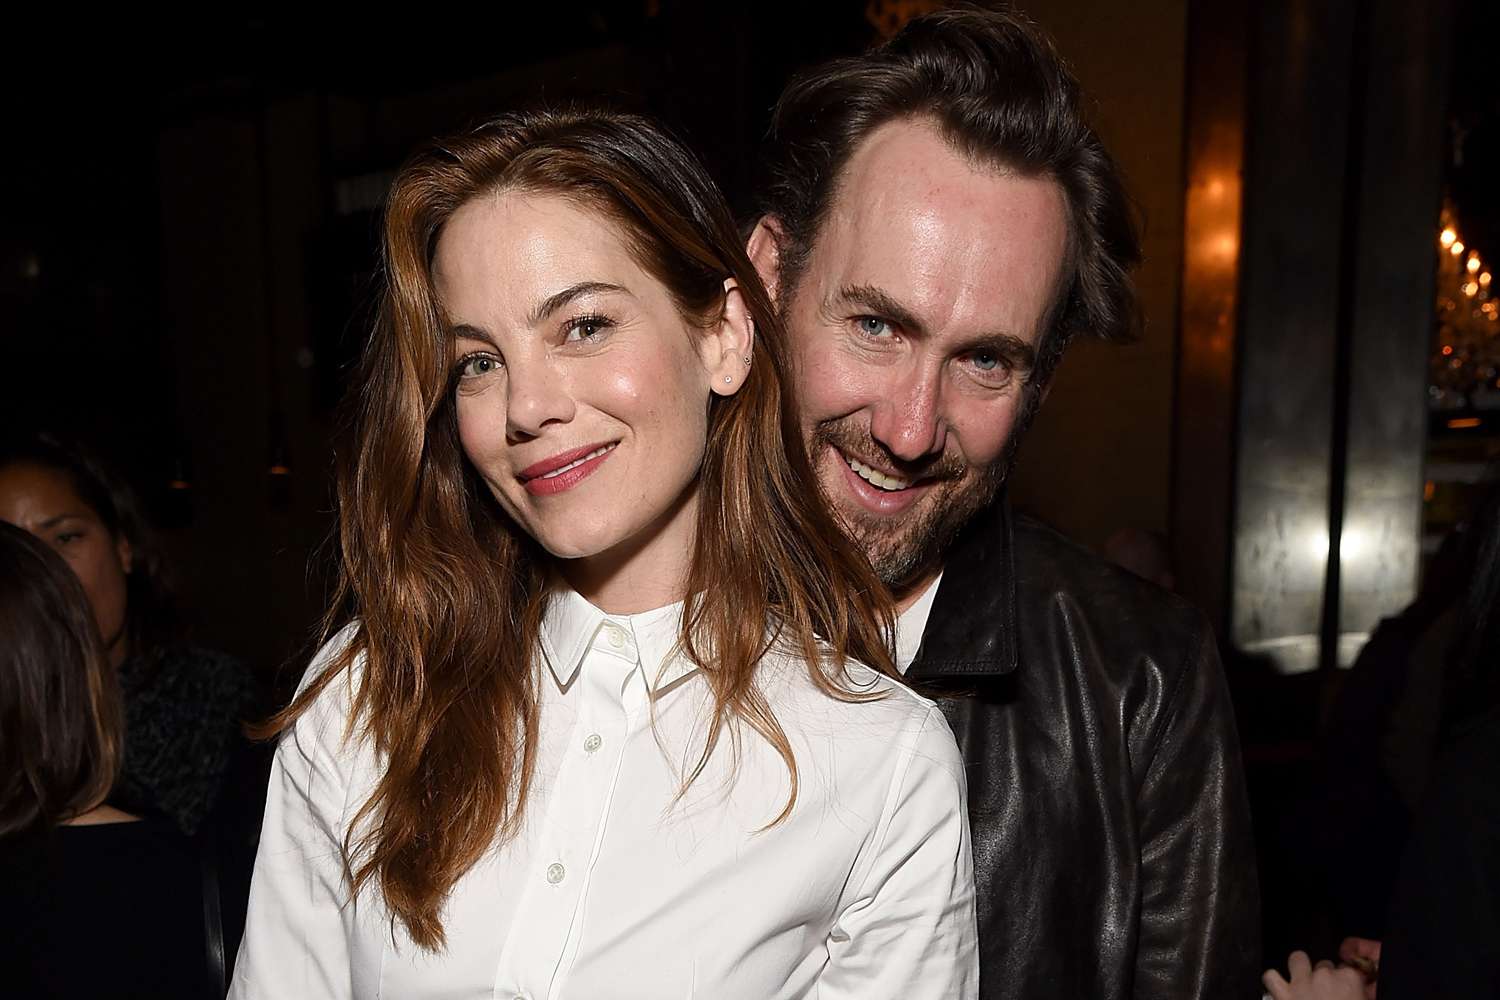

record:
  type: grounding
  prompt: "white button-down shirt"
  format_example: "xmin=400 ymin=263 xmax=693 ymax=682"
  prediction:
xmin=231 ymin=591 xmax=977 ymax=999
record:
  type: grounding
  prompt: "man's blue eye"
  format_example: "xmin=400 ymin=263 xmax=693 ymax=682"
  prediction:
xmin=857 ymin=318 xmax=892 ymax=337
xmin=973 ymin=352 xmax=1000 ymax=371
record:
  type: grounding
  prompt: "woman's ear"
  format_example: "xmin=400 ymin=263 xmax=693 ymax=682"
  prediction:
xmin=704 ymin=277 xmax=756 ymax=398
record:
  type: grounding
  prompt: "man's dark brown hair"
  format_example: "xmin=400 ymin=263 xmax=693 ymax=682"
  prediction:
xmin=758 ymin=6 xmax=1143 ymax=413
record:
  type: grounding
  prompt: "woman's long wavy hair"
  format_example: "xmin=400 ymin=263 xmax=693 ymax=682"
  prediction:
xmin=268 ymin=107 xmax=898 ymax=950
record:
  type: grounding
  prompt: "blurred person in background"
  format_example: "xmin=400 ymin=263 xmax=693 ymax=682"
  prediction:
xmin=0 ymin=521 xmax=219 ymax=999
xmin=1265 ymin=489 xmax=1500 ymax=998
xmin=0 ymin=430 xmax=265 ymax=984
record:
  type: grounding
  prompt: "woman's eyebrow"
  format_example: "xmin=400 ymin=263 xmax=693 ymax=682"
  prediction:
xmin=37 ymin=512 xmax=93 ymax=530
xmin=527 ymin=281 xmax=630 ymax=326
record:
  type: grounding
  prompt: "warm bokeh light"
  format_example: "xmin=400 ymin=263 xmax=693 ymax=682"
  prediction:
xmin=1448 ymin=417 xmax=1483 ymax=430
xmin=1464 ymin=281 xmax=1479 ymax=296
xmin=1453 ymin=241 xmax=1466 ymax=256
xmin=1482 ymin=272 xmax=1492 ymax=287
xmin=1468 ymin=255 xmax=1482 ymax=274
xmin=1441 ymin=227 xmax=1457 ymax=248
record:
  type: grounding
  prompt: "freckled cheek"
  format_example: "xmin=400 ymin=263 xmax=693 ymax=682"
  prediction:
xmin=797 ymin=338 xmax=890 ymax=423
xmin=617 ymin=362 xmax=710 ymax=486
xmin=453 ymin=394 xmax=511 ymax=476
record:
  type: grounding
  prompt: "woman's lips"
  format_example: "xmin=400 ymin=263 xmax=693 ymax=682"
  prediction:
xmin=520 ymin=442 xmax=618 ymax=496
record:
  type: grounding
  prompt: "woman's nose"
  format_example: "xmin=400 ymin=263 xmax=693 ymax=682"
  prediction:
xmin=505 ymin=358 xmax=577 ymax=440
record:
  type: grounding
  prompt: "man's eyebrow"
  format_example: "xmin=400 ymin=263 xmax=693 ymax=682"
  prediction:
xmin=528 ymin=281 xmax=629 ymax=326
xmin=829 ymin=284 xmax=927 ymax=338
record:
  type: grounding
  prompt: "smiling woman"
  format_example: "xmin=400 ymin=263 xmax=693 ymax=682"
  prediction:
xmin=230 ymin=108 xmax=977 ymax=999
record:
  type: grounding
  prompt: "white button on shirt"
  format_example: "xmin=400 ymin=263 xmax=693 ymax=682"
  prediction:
xmin=230 ymin=591 xmax=977 ymax=999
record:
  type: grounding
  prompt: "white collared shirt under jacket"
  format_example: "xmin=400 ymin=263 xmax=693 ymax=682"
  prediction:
xmin=230 ymin=591 xmax=977 ymax=1000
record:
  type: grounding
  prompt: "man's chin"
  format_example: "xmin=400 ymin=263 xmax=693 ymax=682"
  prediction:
xmin=836 ymin=479 xmax=1004 ymax=588
xmin=840 ymin=510 xmax=944 ymax=590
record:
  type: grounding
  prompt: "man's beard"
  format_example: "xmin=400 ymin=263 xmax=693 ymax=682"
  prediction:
xmin=810 ymin=417 xmax=1015 ymax=591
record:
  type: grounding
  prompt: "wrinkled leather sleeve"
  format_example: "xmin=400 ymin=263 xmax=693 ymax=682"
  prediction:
xmin=1132 ymin=624 xmax=1261 ymax=1000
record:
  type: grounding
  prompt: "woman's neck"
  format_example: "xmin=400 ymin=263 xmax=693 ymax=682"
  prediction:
xmin=562 ymin=483 xmax=698 ymax=615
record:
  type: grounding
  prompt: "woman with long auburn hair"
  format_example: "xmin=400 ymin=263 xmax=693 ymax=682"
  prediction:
xmin=231 ymin=107 xmax=976 ymax=999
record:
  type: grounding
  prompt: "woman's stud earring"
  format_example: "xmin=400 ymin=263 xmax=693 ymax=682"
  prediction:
xmin=743 ymin=355 xmax=752 ymax=366
xmin=724 ymin=376 xmax=733 ymax=384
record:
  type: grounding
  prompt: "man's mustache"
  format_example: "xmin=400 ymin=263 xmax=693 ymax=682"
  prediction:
xmin=811 ymin=419 xmax=967 ymax=485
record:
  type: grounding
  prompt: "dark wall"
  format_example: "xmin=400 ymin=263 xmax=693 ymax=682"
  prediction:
xmin=1 ymin=4 xmax=876 ymax=679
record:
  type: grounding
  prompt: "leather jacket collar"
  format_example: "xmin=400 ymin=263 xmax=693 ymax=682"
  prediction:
xmin=908 ymin=496 xmax=1020 ymax=680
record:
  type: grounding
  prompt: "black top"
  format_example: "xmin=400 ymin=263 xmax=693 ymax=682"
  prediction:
xmin=1380 ymin=703 xmax=1500 ymax=999
xmin=0 ymin=819 xmax=213 ymax=1000
xmin=113 ymin=644 xmax=256 ymax=835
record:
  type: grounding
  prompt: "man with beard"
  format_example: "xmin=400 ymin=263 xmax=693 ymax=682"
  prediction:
xmin=747 ymin=9 xmax=1260 ymax=999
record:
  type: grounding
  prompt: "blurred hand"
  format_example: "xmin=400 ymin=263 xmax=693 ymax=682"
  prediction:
xmin=1336 ymin=937 xmax=1381 ymax=1000
xmin=1263 ymin=950 xmax=1366 ymax=1000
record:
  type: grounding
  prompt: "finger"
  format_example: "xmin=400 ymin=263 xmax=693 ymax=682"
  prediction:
xmin=1262 ymin=969 xmax=1291 ymax=1000
xmin=1340 ymin=936 xmax=1382 ymax=963
xmin=1289 ymin=951 xmax=1313 ymax=980
xmin=1315 ymin=959 xmax=1336 ymax=971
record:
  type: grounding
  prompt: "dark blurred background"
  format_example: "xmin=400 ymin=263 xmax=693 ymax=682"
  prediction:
xmin=2 ymin=0 xmax=1496 ymax=968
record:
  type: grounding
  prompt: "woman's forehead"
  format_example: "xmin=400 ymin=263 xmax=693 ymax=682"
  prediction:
xmin=434 ymin=193 xmax=662 ymax=324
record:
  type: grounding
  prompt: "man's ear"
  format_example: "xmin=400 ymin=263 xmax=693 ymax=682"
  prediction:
xmin=705 ymin=277 xmax=756 ymax=397
xmin=746 ymin=216 xmax=785 ymax=305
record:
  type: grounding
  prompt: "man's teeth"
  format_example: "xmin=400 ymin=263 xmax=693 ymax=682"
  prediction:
xmin=542 ymin=444 xmax=615 ymax=479
xmin=845 ymin=455 xmax=911 ymax=492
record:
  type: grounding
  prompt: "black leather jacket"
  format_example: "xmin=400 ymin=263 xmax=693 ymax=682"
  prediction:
xmin=907 ymin=499 xmax=1261 ymax=999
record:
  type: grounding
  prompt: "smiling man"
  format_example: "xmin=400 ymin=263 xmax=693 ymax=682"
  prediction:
xmin=750 ymin=9 xmax=1260 ymax=1000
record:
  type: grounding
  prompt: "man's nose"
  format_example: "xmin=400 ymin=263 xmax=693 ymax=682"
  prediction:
xmin=868 ymin=363 xmax=948 ymax=463
xmin=505 ymin=357 xmax=576 ymax=440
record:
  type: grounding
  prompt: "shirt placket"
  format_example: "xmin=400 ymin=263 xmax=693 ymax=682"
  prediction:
xmin=494 ymin=619 xmax=646 ymax=1000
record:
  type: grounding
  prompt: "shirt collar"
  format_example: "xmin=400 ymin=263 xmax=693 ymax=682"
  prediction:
xmin=539 ymin=588 xmax=697 ymax=694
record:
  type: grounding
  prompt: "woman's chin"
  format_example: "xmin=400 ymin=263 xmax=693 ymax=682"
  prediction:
xmin=535 ymin=529 xmax=622 ymax=563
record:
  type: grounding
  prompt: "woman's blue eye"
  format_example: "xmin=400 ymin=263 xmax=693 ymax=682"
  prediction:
xmin=857 ymin=317 xmax=893 ymax=338
xmin=457 ymin=355 xmax=501 ymax=378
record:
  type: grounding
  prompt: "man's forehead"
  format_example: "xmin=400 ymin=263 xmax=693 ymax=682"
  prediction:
xmin=811 ymin=119 xmax=1070 ymax=339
